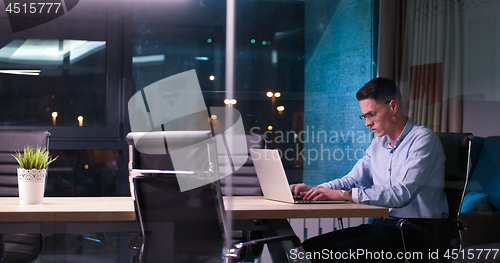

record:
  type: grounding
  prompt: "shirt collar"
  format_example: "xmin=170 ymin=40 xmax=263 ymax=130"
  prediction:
xmin=382 ymin=117 xmax=413 ymax=149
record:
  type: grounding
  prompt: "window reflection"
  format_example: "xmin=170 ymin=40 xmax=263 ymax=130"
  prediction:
xmin=0 ymin=0 xmax=108 ymax=128
xmin=0 ymin=39 xmax=105 ymax=66
xmin=131 ymin=0 xmax=305 ymax=181
xmin=0 ymin=38 xmax=106 ymax=126
xmin=46 ymin=150 xmax=120 ymax=197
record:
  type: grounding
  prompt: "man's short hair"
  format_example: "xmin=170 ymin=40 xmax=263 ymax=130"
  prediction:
xmin=356 ymin=77 xmax=402 ymax=106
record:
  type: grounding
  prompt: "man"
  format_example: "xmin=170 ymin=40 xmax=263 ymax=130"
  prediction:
xmin=290 ymin=77 xmax=448 ymax=261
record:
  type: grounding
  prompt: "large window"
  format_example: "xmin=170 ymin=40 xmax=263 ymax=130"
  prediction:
xmin=0 ymin=1 xmax=122 ymax=147
xmin=0 ymin=39 xmax=106 ymax=127
xmin=130 ymin=0 xmax=306 ymax=181
xmin=0 ymin=1 xmax=124 ymax=197
xmin=0 ymin=1 xmax=379 ymax=262
xmin=0 ymin=0 xmax=378 ymax=194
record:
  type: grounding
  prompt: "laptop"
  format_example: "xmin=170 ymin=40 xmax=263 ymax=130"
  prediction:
xmin=249 ymin=149 xmax=345 ymax=204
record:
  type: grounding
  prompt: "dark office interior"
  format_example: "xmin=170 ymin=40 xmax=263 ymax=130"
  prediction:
xmin=0 ymin=0 xmax=499 ymax=262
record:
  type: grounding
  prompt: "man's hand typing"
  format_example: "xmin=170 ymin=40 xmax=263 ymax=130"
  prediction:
xmin=289 ymin=183 xmax=311 ymax=199
xmin=301 ymin=187 xmax=344 ymax=201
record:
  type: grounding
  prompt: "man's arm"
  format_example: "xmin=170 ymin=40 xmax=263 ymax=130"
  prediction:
xmin=299 ymin=148 xmax=373 ymax=202
xmin=320 ymin=152 xmax=372 ymax=190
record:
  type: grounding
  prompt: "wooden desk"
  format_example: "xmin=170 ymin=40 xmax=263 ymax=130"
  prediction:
xmin=224 ymin=196 xmax=389 ymax=219
xmin=0 ymin=196 xmax=388 ymax=233
xmin=0 ymin=196 xmax=388 ymax=223
xmin=224 ymin=196 xmax=388 ymax=262
xmin=0 ymin=197 xmax=136 ymax=234
xmin=0 ymin=197 xmax=135 ymax=223
xmin=0 ymin=196 xmax=389 ymax=262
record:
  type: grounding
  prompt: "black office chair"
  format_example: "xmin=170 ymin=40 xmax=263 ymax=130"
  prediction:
xmin=126 ymin=131 xmax=301 ymax=263
xmin=397 ymin=133 xmax=473 ymax=263
xmin=131 ymin=173 xmax=225 ymax=263
xmin=0 ymin=130 xmax=50 ymax=263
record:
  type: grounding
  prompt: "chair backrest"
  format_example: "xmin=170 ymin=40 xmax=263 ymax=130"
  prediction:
xmin=219 ymin=133 xmax=265 ymax=196
xmin=467 ymin=136 xmax=500 ymax=210
xmin=131 ymin=173 xmax=225 ymax=263
xmin=0 ymin=130 xmax=51 ymax=197
xmin=127 ymin=130 xmax=222 ymax=190
xmin=127 ymin=131 xmax=228 ymax=263
xmin=126 ymin=132 xmax=174 ymax=171
xmin=437 ymin=133 xmax=474 ymax=220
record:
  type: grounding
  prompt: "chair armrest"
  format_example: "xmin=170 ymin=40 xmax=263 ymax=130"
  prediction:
xmin=396 ymin=218 xmax=466 ymax=232
xmin=396 ymin=218 xmax=464 ymax=252
xmin=128 ymin=235 xmax=142 ymax=251
xmin=227 ymin=234 xmax=301 ymax=261
xmin=459 ymin=212 xmax=500 ymax=248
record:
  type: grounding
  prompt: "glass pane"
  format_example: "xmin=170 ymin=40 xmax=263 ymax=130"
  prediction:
xmin=130 ymin=0 xmax=305 ymax=165
xmin=0 ymin=2 xmax=107 ymax=127
xmin=40 ymin=232 xmax=136 ymax=262
xmin=130 ymin=0 xmax=377 ymax=185
xmin=301 ymin=0 xmax=377 ymax=185
xmin=47 ymin=150 xmax=120 ymax=197
xmin=233 ymin=0 xmax=305 ymax=181
xmin=132 ymin=1 xmax=225 ymax=93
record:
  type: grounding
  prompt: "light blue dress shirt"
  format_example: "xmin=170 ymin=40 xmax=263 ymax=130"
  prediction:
xmin=320 ymin=118 xmax=448 ymax=218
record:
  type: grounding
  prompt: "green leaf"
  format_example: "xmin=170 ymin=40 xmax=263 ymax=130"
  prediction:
xmin=12 ymin=145 xmax=58 ymax=169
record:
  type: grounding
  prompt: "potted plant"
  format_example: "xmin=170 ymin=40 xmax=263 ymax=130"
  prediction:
xmin=12 ymin=145 xmax=57 ymax=204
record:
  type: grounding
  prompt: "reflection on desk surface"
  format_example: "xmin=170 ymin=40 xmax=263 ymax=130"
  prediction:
xmin=0 ymin=196 xmax=389 ymax=222
xmin=224 ymin=196 xmax=389 ymax=220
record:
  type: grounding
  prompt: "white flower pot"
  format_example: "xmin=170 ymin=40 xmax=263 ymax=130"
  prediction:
xmin=17 ymin=168 xmax=46 ymax=205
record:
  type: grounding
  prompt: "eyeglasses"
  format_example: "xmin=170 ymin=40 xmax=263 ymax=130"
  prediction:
xmin=358 ymin=100 xmax=391 ymax=121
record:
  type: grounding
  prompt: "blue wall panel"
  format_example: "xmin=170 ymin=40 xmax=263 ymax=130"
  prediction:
xmin=303 ymin=0 xmax=375 ymax=185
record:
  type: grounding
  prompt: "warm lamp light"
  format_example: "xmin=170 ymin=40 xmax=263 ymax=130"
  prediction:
xmin=77 ymin=116 xmax=83 ymax=127
xmin=267 ymin=91 xmax=281 ymax=98
xmin=267 ymin=125 xmax=273 ymax=130
xmin=51 ymin=112 xmax=58 ymax=126
xmin=224 ymin=99 xmax=237 ymax=105
xmin=277 ymin=105 xmax=285 ymax=112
